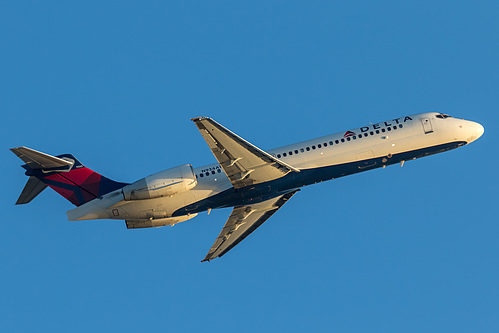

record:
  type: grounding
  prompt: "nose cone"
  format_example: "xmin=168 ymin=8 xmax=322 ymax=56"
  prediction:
xmin=467 ymin=121 xmax=484 ymax=143
xmin=476 ymin=122 xmax=485 ymax=139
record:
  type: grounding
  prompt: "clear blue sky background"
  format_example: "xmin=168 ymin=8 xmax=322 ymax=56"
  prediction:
xmin=1 ymin=1 xmax=498 ymax=332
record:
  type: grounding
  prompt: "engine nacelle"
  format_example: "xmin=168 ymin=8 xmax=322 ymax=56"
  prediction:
xmin=122 ymin=164 xmax=197 ymax=201
xmin=125 ymin=213 xmax=198 ymax=229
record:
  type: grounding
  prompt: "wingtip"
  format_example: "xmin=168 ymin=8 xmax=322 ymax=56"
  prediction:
xmin=10 ymin=146 xmax=25 ymax=153
xmin=191 ymin=117 xmax=210 ymax=122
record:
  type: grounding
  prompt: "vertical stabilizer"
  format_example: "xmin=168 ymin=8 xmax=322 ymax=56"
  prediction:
xmin=11 ymin=147 xmax=128 ymax=206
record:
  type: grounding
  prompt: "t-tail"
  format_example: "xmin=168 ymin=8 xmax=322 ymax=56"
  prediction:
xmin=11 ymin=147 xmax=128 ymax=206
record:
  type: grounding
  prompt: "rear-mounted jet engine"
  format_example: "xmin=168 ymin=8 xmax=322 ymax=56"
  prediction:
xmin=122 ymin=164 xmax=197 ymax=200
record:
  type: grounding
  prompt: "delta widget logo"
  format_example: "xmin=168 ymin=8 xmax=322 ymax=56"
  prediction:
xmin=343 ymin=131 xmax=356 ymax=138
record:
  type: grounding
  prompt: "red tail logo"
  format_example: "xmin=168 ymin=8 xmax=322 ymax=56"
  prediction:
xmin=44 ymin=167 xmax=103 ymax=206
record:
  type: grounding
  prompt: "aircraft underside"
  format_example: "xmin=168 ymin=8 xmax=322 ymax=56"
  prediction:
xmin=173 ymin=140 xmax=467 ymax=217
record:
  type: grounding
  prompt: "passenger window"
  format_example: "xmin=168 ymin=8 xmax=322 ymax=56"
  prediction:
xmin=341 ymin=138 xmax=345 ymax=143
xmin=318 ymin=144 xmax=322 ymax=148
xmin=306 ymin=147 xmax=310 ymax=151
xmin=392 ymin=126 xmax=397 ymax=130
xmin=358 ymin=134 xmax=362 ymax=138
xmin=376 ymin=130 xmax=380 ymax=134
xmin=295 ymin=150 xmax=299 ymax=154
xmin=312 ymin=146 xmax=316 ymax=150
xmin=387 ymin=127 xmax=391 ymax=131
xmin=300 ymin=148 xmax=304 ymax=152
xmin=211 ymin=171 xmax=215 ymax=175
xmin=200 ymin=173 xmax=204 ymax=178
xmin=347 ymin=137 xmax=351 ymax=141
xmin=370 ymin=131 xmax=374 ymax=136
xmin=335 ymin=140 xmax=339 ymax=144
xmin=218 ymin=169 xmax=221 ymax=173
xmin=399 ymin=124 xmax=403 ymax=128
xmin=323 ymin=142 xmax=327 ymax=147
xmin=205 ymin=172 xmax=210 ymax=176
xmin=329 ymin=141 xmax=333 ymax=145
xmin=381 ymin=128 xmax=386 ymax=133
xmin=283 ymin=153 xmax=287 ymax=157
xmin=277 ymin=154 xmax=281 ymax=158
xmin=289 ymin=151 xmax=293 ymax=156
xmin=353 ymin=136 xmax=357 ymax=140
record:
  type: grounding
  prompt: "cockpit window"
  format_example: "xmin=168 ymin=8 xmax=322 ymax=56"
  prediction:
xmin=436 ymin=113 xmax=452 ymax=119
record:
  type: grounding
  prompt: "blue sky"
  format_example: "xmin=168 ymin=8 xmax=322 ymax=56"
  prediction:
xmin=1 ymin=1 xmax=498 ymax=332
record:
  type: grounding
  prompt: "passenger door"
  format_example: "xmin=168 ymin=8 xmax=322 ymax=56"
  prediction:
xmin=421 ymin=117 xmax=433 ymax=134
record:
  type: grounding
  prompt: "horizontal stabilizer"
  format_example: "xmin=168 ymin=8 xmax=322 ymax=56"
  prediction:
xmin=10 ymin=147 xmax=74 ymax=170
xmin=16 ymin=176 xmax=47 ymax=205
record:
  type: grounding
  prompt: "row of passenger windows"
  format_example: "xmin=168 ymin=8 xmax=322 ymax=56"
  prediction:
xmin=275 ymin=124 xmax=404 ymax=159
xmin=196 ymin=124 xmax=404 ymax=178
xmin=197 ymin=168 xmax=222 ymax=178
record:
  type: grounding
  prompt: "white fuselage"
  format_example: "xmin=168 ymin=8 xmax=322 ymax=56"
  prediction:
xmin=67 ymin=112 xmax=484 ymax=222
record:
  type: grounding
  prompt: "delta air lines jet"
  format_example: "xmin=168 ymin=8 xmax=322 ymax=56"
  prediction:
xmin=12 ymin=112 xmax=484 ymax=261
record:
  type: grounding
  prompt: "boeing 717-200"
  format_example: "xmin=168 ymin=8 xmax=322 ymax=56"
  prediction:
xmin=12 ymin=112 xmax=484 ymax=261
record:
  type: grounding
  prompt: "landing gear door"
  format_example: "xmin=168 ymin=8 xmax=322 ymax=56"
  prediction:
xmin=421 ymin=117 xmax=433 ymax=134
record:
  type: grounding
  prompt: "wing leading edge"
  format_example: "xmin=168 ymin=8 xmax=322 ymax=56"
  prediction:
xmin=202 ymin=190 xmax=299 ymax=262
xmin=191 ymin=117 xmax=299 ymax=189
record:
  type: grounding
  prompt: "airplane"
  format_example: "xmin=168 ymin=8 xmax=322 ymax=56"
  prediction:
xmin=11 ymin=112 xmax=484 ymax=262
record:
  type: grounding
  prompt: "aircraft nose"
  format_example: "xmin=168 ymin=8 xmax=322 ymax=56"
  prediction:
xmin=466 ymin=121 xmax=484 ymax=143
xmin=475 ymin=122 xmax=485 ymax=139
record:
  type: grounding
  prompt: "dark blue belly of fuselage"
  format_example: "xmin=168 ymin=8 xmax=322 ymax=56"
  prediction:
xmin=173 ymin=141 xmax=465 ymax=216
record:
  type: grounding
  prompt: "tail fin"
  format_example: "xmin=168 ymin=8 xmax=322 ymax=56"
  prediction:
xmin=11 ymin=147 xmax=128 ymax=206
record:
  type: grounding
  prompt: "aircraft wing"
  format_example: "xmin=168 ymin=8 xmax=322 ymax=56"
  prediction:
xmin=202 ymin=190 xmax=299 ymax=262
xmin=191 ymin=117 xmax=299 ymax=189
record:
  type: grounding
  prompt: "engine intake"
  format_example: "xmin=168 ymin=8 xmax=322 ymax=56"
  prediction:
xmin=122 ymin=164 xmax=197 ymax=201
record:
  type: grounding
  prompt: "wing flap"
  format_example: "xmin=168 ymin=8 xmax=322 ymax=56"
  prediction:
xmin=202 ymin=190 xmax=299 ymax=262
xmin=192 ymin=117 xmax=299 ymax=189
